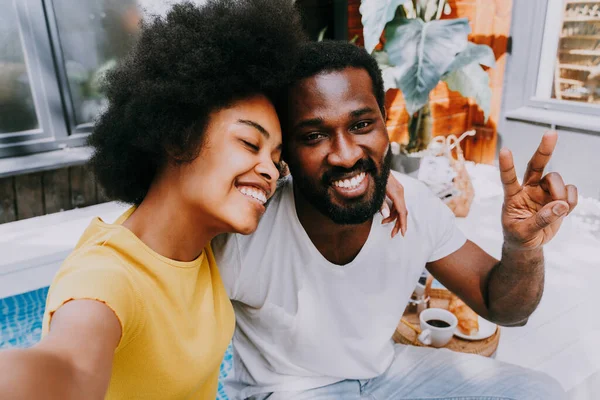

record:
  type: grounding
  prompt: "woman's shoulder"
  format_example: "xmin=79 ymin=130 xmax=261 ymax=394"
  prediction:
xmin=59 ymin=219 xmax=137 ymax=281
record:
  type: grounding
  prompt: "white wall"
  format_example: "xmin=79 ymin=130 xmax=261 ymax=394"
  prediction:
xmin=500 ymin=121 xmax=600 ymax=199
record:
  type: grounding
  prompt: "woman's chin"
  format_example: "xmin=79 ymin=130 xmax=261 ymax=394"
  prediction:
xmin=227 ymin=218 xmax=260 ymax=235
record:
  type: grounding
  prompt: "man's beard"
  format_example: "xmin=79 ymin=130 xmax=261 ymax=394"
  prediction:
xmin=293 ymin=148 xmax=392 ymax=225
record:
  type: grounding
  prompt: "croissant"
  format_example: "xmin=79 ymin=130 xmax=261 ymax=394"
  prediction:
xmin=448 ymin=296 xmax=479 ymax=336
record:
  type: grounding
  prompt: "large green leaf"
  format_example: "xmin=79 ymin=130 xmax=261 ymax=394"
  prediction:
xmin=359 ymin=0 xmax=407 ymax=53
xmin=442 ymin=42 xmax=496 ymax=78
xmin=373 ymin=51 xmax=402 ymax=90
xmin=384 ymin=18 xmax=470 ymax=114
xmin=443 ymin=62 xmax=492 ymax=121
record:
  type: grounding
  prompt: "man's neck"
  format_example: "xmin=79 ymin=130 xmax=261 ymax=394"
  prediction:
xmin=293 ymin=185 xmax=372 ymax=266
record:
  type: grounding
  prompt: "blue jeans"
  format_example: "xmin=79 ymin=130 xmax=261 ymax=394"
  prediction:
xmin=248 ymin=344 xmax=565 ymax=400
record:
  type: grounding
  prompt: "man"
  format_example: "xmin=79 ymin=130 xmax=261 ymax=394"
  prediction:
xmin=213 ymin=41 xmax=576 ymax=400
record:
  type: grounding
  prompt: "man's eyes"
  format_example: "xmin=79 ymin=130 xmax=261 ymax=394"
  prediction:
xmin=351 ymin=120 xmax=372 ymax=131
xmin=301 ymin=121 xmax=373 ymax=142
xmin=304 ymin=132 xmax=326 ymax=142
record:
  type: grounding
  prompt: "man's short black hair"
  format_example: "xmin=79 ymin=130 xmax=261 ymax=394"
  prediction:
xmin=89 ymin=0 xmax=305 ymax=204
xmin=284 ymin=40 xmax=386 ymax=115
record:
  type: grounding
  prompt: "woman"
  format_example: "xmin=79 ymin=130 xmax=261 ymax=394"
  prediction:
xmin=0 ymin=1 xmax=305 ymax=398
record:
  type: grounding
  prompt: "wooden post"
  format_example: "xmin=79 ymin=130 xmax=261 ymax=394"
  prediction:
xmin=15 ymin=173 xmax=44 ymax=220
xmin=0 ymin=177 xmax=17 ymax=223
xmin=43 ymin=169 xmax=72 ymax=214
xmin=70 ymin=165 xmax=97 ymax=208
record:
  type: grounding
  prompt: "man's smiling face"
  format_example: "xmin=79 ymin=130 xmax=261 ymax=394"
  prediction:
xmin=283 ymin=67 xmax=391 ymax=225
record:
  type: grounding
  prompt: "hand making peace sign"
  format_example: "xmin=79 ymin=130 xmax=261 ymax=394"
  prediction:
xmin=499 ymin=131 xmax=578 ymax=250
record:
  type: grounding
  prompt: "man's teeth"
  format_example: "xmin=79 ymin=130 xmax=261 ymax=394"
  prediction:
xmin=332 ymin=172 xmax=366 ymax=189
xmin=238 ymin=186 xmax=267 ymax=204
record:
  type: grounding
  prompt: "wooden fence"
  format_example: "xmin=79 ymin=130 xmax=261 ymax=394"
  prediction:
xmin=0 ymin=165 xmax=109 ymax=224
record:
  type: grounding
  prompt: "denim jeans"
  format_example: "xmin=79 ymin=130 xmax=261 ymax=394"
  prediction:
xmin=247 ymin=344 xmax=566 ymax=400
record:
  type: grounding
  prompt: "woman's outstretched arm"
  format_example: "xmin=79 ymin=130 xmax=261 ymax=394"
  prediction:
xmin=0 ymin=299 xmax=121 ymax=400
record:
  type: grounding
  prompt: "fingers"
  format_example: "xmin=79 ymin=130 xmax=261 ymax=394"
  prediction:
xmin=539 ymin=200 xmax=569 ymax=226
xmin=381 ymin=201 xmax=408 ymax=238
xmin=523 ymin=131 xmax=558 ymax=185
xmin=392 ymin=207 xmax=408 ymax=238
xmin=539 ymin=172 xmax=567 ymax=202
xmin=401 ymin=208 xmax=407 ymax=237
xmin=529 ymin=200 xmax=569 ymax=232
xmin=567 ymin=184 xmax=578 ymax=214
xmin=380 ymin=201 xmax=391 ymax=219
xmin=383 ymin=174 xmax=408 ymax=237
xmin=499 ymin=148 xmax=521 ymax=198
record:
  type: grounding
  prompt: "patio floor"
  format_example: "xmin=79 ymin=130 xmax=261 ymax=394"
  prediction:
xmin=1 ymin=166 xmax=598 ymax=399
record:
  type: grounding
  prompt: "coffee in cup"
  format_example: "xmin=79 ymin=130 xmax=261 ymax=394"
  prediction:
xmin=418 ymin=308 xmax=458 ymax=347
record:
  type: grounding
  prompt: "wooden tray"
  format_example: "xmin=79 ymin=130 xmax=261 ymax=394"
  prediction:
xmin=393 ymin=288 xmax=500 ymax=358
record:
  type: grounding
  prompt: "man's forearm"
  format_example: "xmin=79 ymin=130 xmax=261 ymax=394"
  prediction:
xmin=485 ymin=244 xmax=545 ymax=326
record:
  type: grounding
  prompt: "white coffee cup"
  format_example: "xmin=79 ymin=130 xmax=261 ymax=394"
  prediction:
xmin=418 ymin=308 xmax=458 ymax=348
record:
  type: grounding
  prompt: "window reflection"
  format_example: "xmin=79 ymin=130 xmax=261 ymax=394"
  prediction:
xmin=553 ymin=1 xmax=600 ymax=104
xmin=52 ymin=0 xmax=146 ymax=126
xmin=0 ymin=0 xmax=40 ymax=134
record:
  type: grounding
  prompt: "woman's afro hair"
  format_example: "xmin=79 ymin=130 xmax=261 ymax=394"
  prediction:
xmin=89 ymin=0 xmax=306 ymax=204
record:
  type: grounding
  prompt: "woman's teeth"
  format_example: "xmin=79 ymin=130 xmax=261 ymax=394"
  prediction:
xmin=332 ymin=172 xmax=366 ymax=189
xmin=238 ymin=186 xmax=267 ymax=205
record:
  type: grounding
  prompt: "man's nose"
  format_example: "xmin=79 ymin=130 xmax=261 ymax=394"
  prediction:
xmin=326 ymin=134 xmax=363 ymax=169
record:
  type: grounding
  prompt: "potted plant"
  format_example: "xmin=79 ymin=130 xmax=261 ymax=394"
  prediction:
xmin=359 ymin=0 xmax=496 ymax=157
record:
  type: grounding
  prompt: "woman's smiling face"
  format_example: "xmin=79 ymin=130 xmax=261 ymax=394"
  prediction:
xmin=174 ymin=94 xmax=282 ymax=235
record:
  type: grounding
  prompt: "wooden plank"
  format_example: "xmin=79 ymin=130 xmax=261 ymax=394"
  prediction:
xmin=565 ymin=0 xmax=600 ymax=4
xmin=563 ymin=17 xmax=600 ymax=22
xmin=431 ymin=97 xmax=470 ymax=117
xmin=559 ymin=64 xmax=595 ymax=72
xmin=462 ymin=131 xmax=483 ymax=163
xmin=559 ymin=49 xmax=600 ymax=56
xmin=0 ymin=177 xmax=17 ymax=224
xmin=475 ymin=124 xmax=496 ymax=164
xmin=561 ymin=35 xmax=600 ymax=39
xmin=387 ymin=124 xmax=409 ymax=144
xmin=43 ymin=169 xmax=71 ymax=215
xmin=474 ymin=0 xmax=495 ymax=44
xmin=386 ymin=106 xmax=410 ymax=126
xmin=558 ymin=78 xmax=585 ymax=85
xmin=15 ymin=173 xmax=44 ymax=220
xmin=432 ymin=112 xmax=469 ymax=137
xmin=69 ymin=165 xmax=97 ymax=208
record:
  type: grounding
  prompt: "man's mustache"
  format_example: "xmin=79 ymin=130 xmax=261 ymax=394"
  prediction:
xmin=321 ymin=158 xmax=377 ymax=184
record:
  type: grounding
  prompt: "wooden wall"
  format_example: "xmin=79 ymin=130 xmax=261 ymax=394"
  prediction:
xmin=348 ymin=0 xmax=513 ymax=164
xmin=0 ymin=165 xmax=109 ymax=224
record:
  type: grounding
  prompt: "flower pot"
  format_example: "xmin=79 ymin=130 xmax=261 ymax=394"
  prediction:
xmin=406 ymin=102 xmax=433 ymax=153
xmin=391 ymin=152 xmax=422 ymax=177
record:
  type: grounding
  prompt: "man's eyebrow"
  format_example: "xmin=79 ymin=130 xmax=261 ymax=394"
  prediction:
xmin=294 ymin=117 xmax=324 ymax=131
xmin=350 ymin=107 xmax=377 ymax=118
xmin=237 ymin=119 xmax=270 ymax=139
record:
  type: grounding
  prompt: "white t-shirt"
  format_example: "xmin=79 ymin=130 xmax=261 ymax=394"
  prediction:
xmin=212 ymin=172 xmax=466 ymax=399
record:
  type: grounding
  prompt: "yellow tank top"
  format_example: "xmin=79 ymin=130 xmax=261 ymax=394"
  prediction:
xmin=42 ymin=207 xmax=235 ymax=399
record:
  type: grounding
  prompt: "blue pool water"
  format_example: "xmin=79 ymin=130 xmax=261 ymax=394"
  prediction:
xmin=0 ymin=287 xmax=232 ymax=399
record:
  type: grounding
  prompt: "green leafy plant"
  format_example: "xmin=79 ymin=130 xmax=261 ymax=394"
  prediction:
xmin=359 ymin=0 xmax=495 ymax=153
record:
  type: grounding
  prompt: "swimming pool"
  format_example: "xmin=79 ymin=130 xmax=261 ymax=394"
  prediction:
xmin=0 ymin=286 xmax=233 ymax=399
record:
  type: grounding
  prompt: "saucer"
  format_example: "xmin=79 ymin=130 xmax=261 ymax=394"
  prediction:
xmin=454 ymin=316 xmax=497 ymax=341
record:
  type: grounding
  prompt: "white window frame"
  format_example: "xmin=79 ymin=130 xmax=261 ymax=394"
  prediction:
xmin=502 ymin=0 xmax=600 ymax=134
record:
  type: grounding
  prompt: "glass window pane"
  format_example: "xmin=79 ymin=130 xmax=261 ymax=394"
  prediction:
xmin=51 ymin=0 xmax=204 ymax=127
xmin=548 ymin=1 xmax=600 ymax=105
xmin=0 ymin=0 xmax=40 ymax=134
